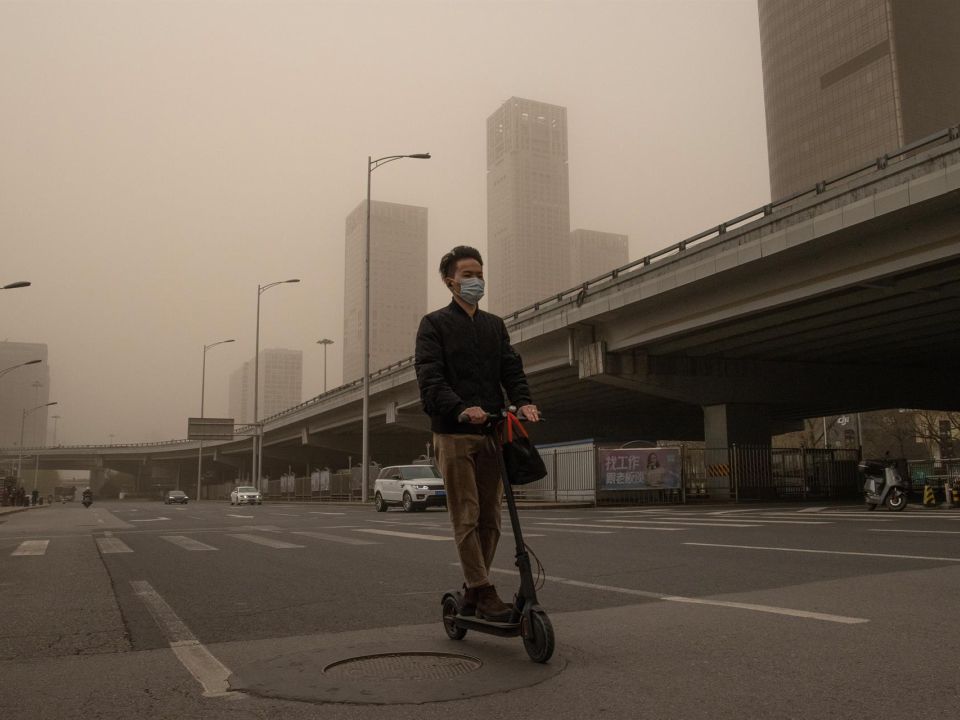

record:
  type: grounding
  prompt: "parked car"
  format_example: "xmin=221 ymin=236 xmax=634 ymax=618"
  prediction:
xmin=164 ymin=490 xmax=189 ymax=505
xmin=230 ymin=486 xmax=262 ymax=505
xmin=374 ymin=464 xmax=446 ymax=512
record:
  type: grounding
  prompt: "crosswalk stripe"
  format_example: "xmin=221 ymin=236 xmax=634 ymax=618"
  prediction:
xmin=161 ymin=536 xmax=219 ymax=551
xmin=354 ymin=529 xmax=451 ymax=541
xmin=12 ymin=540 xmax=49 ymax=556
xmin=292 ymin=531 xmax=379 ymax=546
xmin=97 ymin=537 xmax=134 ymax=554
xmin=227 ymin=533 xmax=304 ymax=549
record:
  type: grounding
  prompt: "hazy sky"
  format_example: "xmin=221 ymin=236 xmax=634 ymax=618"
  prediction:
xmin=1 ymin=0 xmax=770 ymax=444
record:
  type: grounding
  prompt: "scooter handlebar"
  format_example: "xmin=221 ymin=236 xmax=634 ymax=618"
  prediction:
xmin=457 ymin=407 xmax=543 ymax=424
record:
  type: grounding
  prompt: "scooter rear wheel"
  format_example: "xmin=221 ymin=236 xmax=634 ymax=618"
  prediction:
xmin=442 ymin=596 xmax=467 ymax=640
xmin=885 ymin=490 xmax=907 ymax=512
xmin=522 ymin=610 xmax=554 ymax=663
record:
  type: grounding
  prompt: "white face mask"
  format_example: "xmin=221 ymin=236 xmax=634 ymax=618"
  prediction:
xmin=456 ymin=277 xmax=485 ymax=305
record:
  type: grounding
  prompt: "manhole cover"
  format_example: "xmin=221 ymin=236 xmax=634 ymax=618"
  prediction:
xmin=323 ymin=652 xmax=482 ymax=681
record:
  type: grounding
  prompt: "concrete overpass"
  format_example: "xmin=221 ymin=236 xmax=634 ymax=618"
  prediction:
xmin=4 ymin=125 xmax=959 ymax=494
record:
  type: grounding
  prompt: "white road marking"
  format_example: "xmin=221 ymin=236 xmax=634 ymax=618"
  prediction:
xmin=355 ymin=529 xmax=451 ymax=541
xmin=527 ymin=527 xmax=612 ymax=535
xmin=188 ymin=516 xmax=203 ymax=520
xmin=797 ymin=507 xmax=828 ymax=513
xmin=534 ymin=522 xmax=685 ymax=532
xmin=293 ymin=531 xmax=379 ymax=546
xmin=685 ymin=542 xmax=960 ymax=563
xmin=130 ymin=580 xmax=237 ymax=698
xmin=485 ymin=567 xmax=868 ymax=624
xmin=269 ymin=513 xmax=299 ymax=517
xmin=226 ymin=514 xmax=253 ymax=519
xmin=130 ymin=517 xmax=170 ymax=522
xmin=96 ymin=537 xmax=134 ymax=554
xmin=869 ymin=529 xmax=960 ymax=535
xmin=162 ymin=535 xmax=219 ymax=551
xmin=12 ymin=540 xmax=49 ymax=556
xmin=308 ymin=512 xmax=346 ymax=515
xmin=595 ymin=519 xmax=763 ymax=528
xmin=227 ymin=534 xmax=304 ymax=549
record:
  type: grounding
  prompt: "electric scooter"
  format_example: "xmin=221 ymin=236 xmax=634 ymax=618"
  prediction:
xmin=440 ymin=410 xmax=555 ymax=663
xmin=860 ymin=459 xmax=908 ymax=511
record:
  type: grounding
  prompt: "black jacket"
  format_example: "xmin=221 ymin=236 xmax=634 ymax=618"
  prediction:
xmin=415 ymin=300 xmax=532 ymax=434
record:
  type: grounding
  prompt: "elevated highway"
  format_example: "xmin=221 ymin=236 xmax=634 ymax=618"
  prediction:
xmin=4 ymin=125 xmax=959 ymax=493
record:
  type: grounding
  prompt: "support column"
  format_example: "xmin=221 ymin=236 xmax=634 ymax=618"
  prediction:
xmin=703 ymin=404 xmax=774 ymax=501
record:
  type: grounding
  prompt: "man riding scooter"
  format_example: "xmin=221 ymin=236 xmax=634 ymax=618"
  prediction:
xmin=415 ymin=245 xmax=540 ymax=622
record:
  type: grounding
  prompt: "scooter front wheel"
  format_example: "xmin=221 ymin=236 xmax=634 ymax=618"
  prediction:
xmin=522 ymin=610 xmax=555 ymax=663
xmin=442 ymin=595 xmax=467 ymax=640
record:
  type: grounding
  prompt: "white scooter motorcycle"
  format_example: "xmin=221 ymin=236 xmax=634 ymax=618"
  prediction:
xmin=860 ymin=459 xmax=908 ymax=511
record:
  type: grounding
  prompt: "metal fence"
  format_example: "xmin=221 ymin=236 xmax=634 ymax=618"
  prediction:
xmin=512 ymin=446 xmax=597 ymax=503
xmin=731 ymin=445 xmax=861 ymax=500
xmin=907 ymin=458 xmax=960 ymax=489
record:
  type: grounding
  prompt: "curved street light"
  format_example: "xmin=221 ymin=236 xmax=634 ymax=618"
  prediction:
xmin=253 ymin=279 xmax=300 ymax=490
xmin=0 ymin=359 xmax=41 ymax=380
xmin=2 ymin=281 xmax=31 ymax=290
xmin=362 ymin=153 xmax=431 ymax=503
xmin=197 ymin=338 xmax=236 ymax=501
xmin=17 ymin=401 xmax=57 ymax=482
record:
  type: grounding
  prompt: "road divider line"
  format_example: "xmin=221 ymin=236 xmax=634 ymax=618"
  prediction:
xmin=130 ymin=580 xmax=237 ymax=698
xmin=308 ymin=512 xmax=346 ymax=515
xmin=869 ymin=529 xmax=960 ymax=535
xmin=534 ymin=522 xmax=685 ymax=532
xmin=292 ymin=531 xmax=379 ymax=546
xmin=685 ymin=542 xmax=960 ymax=562
xmin=130 ymin=517 xmax=170 ymax=522
xmin=594 ymin=519 xmax=763 ymax=528
xmin=226 ymin=514 xmax=253 ymax=519
xmin=11 ymin=540 xmax=49 ymax=556
xmin=355 ymin=529 xmax=451 ymax=541
xmin=484 ymin=567 xmax=868 ymax=624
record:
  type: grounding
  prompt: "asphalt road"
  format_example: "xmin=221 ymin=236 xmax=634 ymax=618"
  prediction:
xmin=2 ymin=499 xmax=959 ymax=719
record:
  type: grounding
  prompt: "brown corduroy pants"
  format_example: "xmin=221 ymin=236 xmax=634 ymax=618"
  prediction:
xmin=433 ymin=432 xmax=503 ymax=588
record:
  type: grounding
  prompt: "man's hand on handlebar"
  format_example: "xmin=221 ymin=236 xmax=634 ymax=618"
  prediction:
xmin=460 ymin=406 xmax=489 ymax=424
xmin=517 ymin=404 xmax=540 ymax=422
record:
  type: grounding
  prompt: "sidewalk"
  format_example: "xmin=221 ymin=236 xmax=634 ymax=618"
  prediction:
xmin=0 ymin=504 xmax=48 ymax=517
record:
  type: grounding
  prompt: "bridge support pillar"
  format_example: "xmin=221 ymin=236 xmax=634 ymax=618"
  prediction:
xmin=703 ymin=404 xmax=773 ymax=500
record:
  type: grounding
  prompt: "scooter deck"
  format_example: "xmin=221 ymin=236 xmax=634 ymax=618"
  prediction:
xmin=453 ymin=614 xmax=521 ymax=636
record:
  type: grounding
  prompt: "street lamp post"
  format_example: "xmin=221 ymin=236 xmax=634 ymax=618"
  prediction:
xmin=197 ymin=339 xmax=235 ymax=501
xmin=362 ymin=152 xmax=430 ymax=503
xmin=51 ymin=415 xmax=61 ymax=446
xmin=316 ymin=338 xmax=334 ymax=393
xmin=1 ymin=281 xmax=31 ymax=290
xmin=0 ymin=359 xmax=41 ymax=380
xmin=253 ymin=279 xmax=300 ymax=491
xmin=18 ymin=401 xmax=57 ymax=482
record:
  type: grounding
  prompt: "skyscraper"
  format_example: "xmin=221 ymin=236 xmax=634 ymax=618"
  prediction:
xmin=487 ymin=97 xmax=571 ymax=316
xmin=569 ymin=229 xmax=629 ymax=287
xmin=342 ymin=200 xmax=428 ymax=382
xmin=758 ymin=0 xmax=960 ymax=200
xmin=228 ymin=348 xmax=302 ymax=423
xmin=0 ymin=341 xmax=50 ymax=448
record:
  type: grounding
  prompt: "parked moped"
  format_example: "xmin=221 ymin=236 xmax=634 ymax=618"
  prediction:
xmin=860 ymin=459 xmax=908 ymax=511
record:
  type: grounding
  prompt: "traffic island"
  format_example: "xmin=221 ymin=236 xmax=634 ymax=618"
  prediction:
xmin=228 ymin=637 xmax=566 ymax=704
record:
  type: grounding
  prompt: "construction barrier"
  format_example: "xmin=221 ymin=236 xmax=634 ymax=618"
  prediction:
xmin=923 ymin=484 xmax=937 ymax=507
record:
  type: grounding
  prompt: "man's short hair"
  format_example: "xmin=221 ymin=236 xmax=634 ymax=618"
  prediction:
xmin=439 ymin=246 xmax=483 ymax=278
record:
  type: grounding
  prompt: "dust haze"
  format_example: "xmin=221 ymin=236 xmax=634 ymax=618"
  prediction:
xmin=0 ymin=0 xmax=769 ymax=444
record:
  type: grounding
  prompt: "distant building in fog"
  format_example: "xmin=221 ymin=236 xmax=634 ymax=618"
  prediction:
xmin=569 ymin=229 xmax=629 ymax=286
xmin=758 ymin=0 xmax=960 ymax=200
xmin=0 ymin=341 xmax=50 ymax=448
xmin=228 ymin=348 xmax=302 ymax=423
xmin=342 ymin=200 xmax=427 ymax=382
xmin=487 ymin=97 xmax=571 ymax=316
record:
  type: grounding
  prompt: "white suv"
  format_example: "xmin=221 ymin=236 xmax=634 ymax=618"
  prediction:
xmin=230 ymin=486 xmax=262 ymax=505
xmin=374 ymin=464 xmax=446 ymax=512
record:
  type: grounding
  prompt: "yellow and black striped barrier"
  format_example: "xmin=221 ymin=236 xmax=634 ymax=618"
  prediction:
xmin=923 ymin=484 xmax=937 ymax=507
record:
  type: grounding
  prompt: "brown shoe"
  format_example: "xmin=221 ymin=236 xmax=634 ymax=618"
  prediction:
xmin=476 ymin=584 xmax=514 ymax=622
xmin=460 ymin=584 xmax=478 ymax=616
